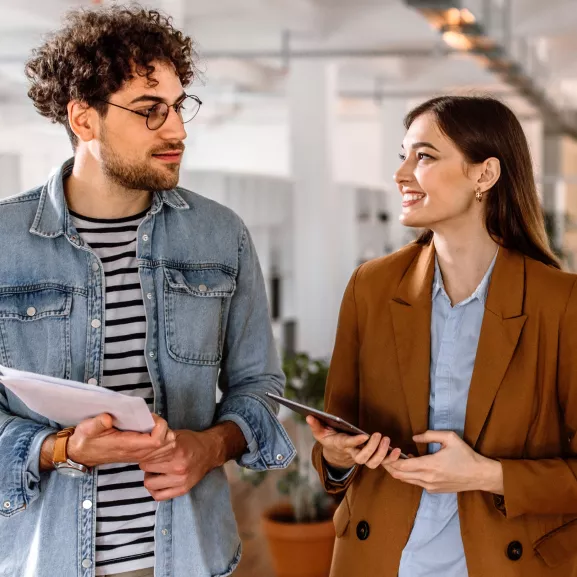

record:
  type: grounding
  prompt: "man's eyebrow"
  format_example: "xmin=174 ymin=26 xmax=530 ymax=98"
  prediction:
xmin=128 ymin=92 xmax=187 ymax=105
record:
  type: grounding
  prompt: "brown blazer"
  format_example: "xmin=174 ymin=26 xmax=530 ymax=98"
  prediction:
xmin=312 ymin=242 xmax=577 ymax=577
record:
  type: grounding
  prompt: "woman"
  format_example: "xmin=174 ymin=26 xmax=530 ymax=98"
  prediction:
xmin=308 ymin=95 xmax=577 ymax=577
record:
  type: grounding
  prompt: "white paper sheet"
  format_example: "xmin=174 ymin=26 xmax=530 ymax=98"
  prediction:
xmin=0 ymin=365 xmax=155 ymax=432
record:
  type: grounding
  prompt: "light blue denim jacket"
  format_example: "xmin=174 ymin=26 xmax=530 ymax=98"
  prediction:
xmin=0 ymin=159 xmax=295 ymax=577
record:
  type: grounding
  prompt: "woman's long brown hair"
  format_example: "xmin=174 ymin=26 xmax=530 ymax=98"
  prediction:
xmin=405 ymin=96 xmax=560 ymax=269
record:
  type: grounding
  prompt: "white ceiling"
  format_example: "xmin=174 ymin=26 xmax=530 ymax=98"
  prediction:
xmin=0 ymin=0 xmax=576 ymax=127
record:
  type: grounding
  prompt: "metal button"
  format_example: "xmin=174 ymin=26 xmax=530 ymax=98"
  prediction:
xmin=87 ymin=378 xmax=97 ymax=386
xmin=149 ymin=351 xmax=155 ymax=358
xmin=91 ymin=319 xmax=101 ymax=329
xmin=161 ymin=528 xmax=169 ymax=536
xmin=276 ymin=454 xmax=284 ymax=462
xmin=142 ymin=234 xmax=149 ymax=242
xmin=91 ymin=262 xmax=99 ymax=272
xmin=198 ymin=284 xmax=208 ymax=293
xmin=82 ymin=500 xmax=92 ymax=510
xmin=2 ymin=501 xmax=10 ymax=509
xmin=81 ymin=559 xmax=92 ymax=568
xmin=146 ymin=293 xmax=153 ymax=300
xmin=26 ymin=307 xmax=36 ymax=317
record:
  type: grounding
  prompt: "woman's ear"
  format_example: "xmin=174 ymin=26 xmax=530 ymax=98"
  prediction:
xmin=477 ymin=157 xmax=501 ymax=192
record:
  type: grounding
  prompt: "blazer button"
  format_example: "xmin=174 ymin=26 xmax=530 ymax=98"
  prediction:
xmin=507 ymin=541 xmax=523 ymax=561
xmin=356 ymin=520 xmax=370 ymax=541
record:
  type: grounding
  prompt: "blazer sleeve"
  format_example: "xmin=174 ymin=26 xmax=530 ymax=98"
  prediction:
xmin=498 ymin=278 xmax=577 ymax=518
xmin=312 ymin=266 xmax=363 ymax=495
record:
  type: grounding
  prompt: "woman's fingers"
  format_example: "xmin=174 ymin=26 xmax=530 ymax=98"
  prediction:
xmin=381 ymin=447 xmax=404 ymax=467
xmin=365 ymin=436 xmax=392 ymax=469
xmin=354 ymin=433 xmax=383 ymax=465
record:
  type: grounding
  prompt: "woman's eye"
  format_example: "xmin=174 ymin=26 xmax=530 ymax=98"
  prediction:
xmin=398 ymin=153 xmax=406 ymax=161
xmin=417 ymin=152 xmax=433 ymax=160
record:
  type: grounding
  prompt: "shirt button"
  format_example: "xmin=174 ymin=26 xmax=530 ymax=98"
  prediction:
xmin=87 ymin=378 xmax=97 ymax=386
xmin=26 ymin=307 xmax=36 ymax=317
xmin=142 ymin=234 xmax=149 ymax=242
xmin=198 ymin=284 xmax=208 ymax=293
xmin=147 ymin=293 xmax=153 ymax=300
xmin=91 ymin=319 xmax=101 ymax=329
xmin=91 ymin=262 xmax=99 ymax=272
xmin=82 ymin=500 xmax=92 ymax=509
xmin=161 ymin=528 xmax=169 ymax=536
xmin=81 ymin=559 xmax=92 ymax=568
xmin=2 ymin=501 xmax=10 ymax=509
xmin=149 ymin=351 xmax=155 ymax=358
xmin=276 ymin=454 xmax=284 ymax=462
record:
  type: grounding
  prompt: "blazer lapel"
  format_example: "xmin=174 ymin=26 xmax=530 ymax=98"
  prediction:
xmin=389 ymin=243 xmax=435 ymax=456
xmin=464 ymin=248 xmax=527 ymax=448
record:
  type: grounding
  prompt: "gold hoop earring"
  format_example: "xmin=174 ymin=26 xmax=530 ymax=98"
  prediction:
xmin=475 ymin=188 xmax=483 ymax=202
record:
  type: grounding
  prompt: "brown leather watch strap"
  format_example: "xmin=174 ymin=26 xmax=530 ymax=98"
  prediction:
xmin=53 ymin=427 xmax=76 ymax=464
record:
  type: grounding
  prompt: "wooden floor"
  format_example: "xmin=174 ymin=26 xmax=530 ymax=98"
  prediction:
xmin=227 ymin=462 xmax=279 ymax=577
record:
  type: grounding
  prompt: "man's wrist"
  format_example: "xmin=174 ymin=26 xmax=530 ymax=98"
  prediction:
xmin=204 ymin=421 xmax=248 ymax=468
xmin=39 ymin=434 xmax=57 ymax=472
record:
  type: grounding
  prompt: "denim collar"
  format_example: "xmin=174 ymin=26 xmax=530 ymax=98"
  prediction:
xmin=30 ymin=157 xmax=189 ymax=239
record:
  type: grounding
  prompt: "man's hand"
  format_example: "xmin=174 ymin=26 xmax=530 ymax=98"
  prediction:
xmin=140 ymin=421 xmax=247 ymax=501
xmin=64 ymin=413 xmax=174 ymax=468
xmin=384 ymin=431 xmax=504 ymax=494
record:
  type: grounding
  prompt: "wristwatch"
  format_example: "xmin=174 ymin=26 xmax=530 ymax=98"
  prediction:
xmin=52 ymin=427 xmax=89 ymax=478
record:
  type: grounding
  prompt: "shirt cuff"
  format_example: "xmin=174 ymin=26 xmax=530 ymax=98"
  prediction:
xmin=324 ymin=459 xmax=356 ymax=483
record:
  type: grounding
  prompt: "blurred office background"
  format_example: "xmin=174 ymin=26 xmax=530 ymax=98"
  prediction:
xmin=1 ymin=1 xmax=577 ymax=574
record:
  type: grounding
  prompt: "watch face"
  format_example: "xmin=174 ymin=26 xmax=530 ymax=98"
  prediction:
xmin=55 ymin=464 xmax=87 ymax=478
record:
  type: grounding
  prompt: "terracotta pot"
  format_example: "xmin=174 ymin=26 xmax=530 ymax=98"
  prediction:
xmin=261 ymin=503 xmax=335 ymax=577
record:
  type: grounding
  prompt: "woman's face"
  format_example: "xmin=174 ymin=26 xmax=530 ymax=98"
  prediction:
xmin=394 ymin=112 xmax=483 ymax=231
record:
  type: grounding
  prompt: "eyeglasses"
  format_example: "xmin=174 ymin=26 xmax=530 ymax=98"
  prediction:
xmin=100 ymin=94 xmax=202 ymax=130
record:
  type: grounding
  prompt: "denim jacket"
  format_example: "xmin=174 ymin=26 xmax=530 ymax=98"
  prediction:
xmin=0 ymin=159 xmax=295 ymax=577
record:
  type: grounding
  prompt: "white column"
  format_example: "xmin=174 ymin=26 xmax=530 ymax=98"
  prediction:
xmin=381 ymin=98 xmax=410 ymax=251
xmin=288 ymin=60 xmax=340 ymax=358
xmin=542 ymin=133 xmax=565 ymax=254
xmin=0 ymin=154 xmax=21 ymax=199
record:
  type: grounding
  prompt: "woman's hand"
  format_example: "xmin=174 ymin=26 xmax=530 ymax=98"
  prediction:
xmin=384 ymin=430 xmax=504 ymax=494
xmin=306 ymin=416 xmax=405 ymax=471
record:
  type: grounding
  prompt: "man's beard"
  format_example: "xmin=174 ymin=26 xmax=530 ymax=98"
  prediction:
xmin=100 ymin=134 xmax=183 ymax=192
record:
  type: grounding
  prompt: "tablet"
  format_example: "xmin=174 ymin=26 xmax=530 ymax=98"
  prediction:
xmin=266 ymin=392 xmax=408 ymax=459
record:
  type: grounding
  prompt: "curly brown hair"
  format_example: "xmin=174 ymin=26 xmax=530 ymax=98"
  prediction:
xmin=25 ymin=5 xmax=199 ymax=146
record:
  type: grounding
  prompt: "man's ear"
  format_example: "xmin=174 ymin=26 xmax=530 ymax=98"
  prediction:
xmin=67 ymin=100 xmax=99 ymax=143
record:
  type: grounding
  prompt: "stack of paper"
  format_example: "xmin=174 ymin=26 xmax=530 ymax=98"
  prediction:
xmin=0 ymin=365 xmax=154 ymax=432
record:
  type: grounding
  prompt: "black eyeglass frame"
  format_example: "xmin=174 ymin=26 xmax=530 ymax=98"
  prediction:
xmin=99 ymin=94 xmax=202 ymax=130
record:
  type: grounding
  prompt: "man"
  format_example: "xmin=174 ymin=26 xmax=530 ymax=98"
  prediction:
xmin=0 ymin=6 xmax=294 ymax=577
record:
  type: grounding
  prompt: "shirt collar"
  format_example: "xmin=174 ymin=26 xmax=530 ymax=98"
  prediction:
xmin=30 ymin=157 xmax=189 ymax=239
xmin=432 ymin=248 xmax=499 ymax=307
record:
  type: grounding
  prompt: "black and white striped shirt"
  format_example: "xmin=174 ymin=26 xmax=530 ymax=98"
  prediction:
xmin=71 ymin=209 xmax=156 ymax=576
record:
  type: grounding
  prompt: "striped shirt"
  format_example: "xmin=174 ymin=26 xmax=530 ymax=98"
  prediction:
xmin=70 ymin=209 xmax=156 ymax=576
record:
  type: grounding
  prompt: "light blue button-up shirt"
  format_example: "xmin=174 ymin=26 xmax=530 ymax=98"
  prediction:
xmin=398 ymin=251 xmax=497 ymax=577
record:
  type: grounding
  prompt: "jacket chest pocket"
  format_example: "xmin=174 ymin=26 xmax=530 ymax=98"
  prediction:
xmin=163 ymin=267 xmax=236 ymax=365
xmin=0 ymin=287 xmax=72 ymax=378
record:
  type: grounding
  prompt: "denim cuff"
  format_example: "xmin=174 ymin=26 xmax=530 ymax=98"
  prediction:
xmin=216 ymin=392 xmax=296 ymax=471
xmin=0 ymin=417 xmax=56 ymax=517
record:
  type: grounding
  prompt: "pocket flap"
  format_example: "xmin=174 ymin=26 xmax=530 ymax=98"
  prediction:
xmin=333 ymin=498 xmax=351 ymax=538
xmin=0 ymin=287 xmax=71 ymax=320
xmin=163 ymin=268 xmax=236 ymax=297
xmin=534 ymin=517 xmax=577 ymax=567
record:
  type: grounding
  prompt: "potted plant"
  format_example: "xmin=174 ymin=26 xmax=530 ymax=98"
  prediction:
xmin=242 ymin=352 xmax=337 ymax=577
